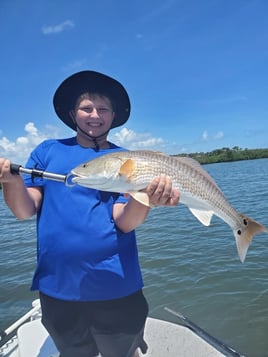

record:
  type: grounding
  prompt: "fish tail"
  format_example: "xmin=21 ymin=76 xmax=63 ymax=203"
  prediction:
xmin=234 ymin=215 xmax=268 ymax=263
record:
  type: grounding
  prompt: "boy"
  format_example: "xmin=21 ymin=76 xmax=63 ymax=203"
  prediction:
xmin=0 ymin=70 xmax=179 ymax=357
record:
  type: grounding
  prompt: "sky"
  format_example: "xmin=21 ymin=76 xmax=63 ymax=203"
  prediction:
xmin=0 ymin=0 xmax=268 ymax=163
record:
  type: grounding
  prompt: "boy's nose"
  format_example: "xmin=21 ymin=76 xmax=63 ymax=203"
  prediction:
xmin=90 ymin=108 xmax=100 ymax=117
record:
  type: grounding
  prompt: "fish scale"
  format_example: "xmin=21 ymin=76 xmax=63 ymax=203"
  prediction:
xmin=121 ymin=152 xmax=230 ymax=213
xmin=135 ymin=154 xmax=239 ymax=226
xmin=71 ymin=150 xmax=268 ymax=262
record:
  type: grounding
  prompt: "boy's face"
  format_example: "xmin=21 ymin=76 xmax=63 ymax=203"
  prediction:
xmin=73 ymin=95 xmax=115 ymax=139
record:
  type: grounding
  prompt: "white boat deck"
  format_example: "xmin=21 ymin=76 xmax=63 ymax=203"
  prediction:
xmin=0 ymin=300 xmax=242 ymax=357
xmin=0 ymin=317 xmax=227 ymax=357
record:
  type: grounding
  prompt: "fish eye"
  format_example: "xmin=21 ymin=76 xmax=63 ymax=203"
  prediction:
xmin=237 ymin=230 xmax=242 ymax=235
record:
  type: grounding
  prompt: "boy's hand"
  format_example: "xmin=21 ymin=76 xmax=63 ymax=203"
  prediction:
xmin=145 ymin=174 xmax=180 ymax=207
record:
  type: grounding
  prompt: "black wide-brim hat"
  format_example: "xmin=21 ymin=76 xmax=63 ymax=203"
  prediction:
xmin=53 ymin=70 xmax=131 ymax=130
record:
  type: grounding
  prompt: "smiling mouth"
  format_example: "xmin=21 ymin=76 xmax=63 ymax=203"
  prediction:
xmin=87 ymin=122 xmax=102 ymax=127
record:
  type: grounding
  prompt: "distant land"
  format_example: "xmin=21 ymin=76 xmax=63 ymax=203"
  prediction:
xmin=0 ymin=147 xmax=268 ymax=189
xmin=173 ymin=147 xmax=268 ymax=164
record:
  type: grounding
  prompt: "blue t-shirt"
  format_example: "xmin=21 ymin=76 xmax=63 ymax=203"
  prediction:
xmin=24 ymin=137 xmax=143 ymax=301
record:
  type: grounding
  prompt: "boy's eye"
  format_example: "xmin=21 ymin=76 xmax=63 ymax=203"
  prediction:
xmin=78 ymin=107 xmax=111 ymax=114
xmin=78 ymin=106 xmax=93 ymax=113
xmin=98 ymin=108 xmax=110 ymax=114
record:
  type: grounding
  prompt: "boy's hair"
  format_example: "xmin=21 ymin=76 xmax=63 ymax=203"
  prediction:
xmin=74 ymin=92 xmax=115 ymax=112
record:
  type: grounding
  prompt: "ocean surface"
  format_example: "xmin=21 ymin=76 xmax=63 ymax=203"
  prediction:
xmin=0 ymin=158 xmax=267 ymax=357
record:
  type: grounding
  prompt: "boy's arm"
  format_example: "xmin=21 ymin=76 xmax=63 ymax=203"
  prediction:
xmin=0 ymin=159 xmax=42 ymax=220
xmin=113 ymin=175 xmax=179 ymax=233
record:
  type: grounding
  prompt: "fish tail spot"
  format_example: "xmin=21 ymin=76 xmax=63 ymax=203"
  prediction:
xmin=243 ymin=218 xmax=248 ymax=226
xmin=234 ymin=214 xmax=268 ymax=262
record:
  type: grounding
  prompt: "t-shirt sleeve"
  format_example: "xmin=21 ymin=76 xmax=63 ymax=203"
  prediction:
xmin=23 ymin=141 xmax=49 ymax=187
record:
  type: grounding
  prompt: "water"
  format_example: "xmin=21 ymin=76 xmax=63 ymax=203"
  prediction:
xmin=0 ymin=159 xmax=268 ymax=357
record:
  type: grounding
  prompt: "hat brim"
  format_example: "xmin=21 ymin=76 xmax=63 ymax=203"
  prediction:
xmin=53 ymin=70 xmax=130 ymax=130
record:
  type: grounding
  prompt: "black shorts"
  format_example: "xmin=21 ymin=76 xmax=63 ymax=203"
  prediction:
xmin=40 ymin=290 xmax=149 ymax=357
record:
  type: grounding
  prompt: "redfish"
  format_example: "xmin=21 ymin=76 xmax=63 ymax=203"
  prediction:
xmin=71 ymin=150 xmax=267 ymax=262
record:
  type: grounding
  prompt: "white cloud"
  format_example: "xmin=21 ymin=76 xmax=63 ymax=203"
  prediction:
xmin=202 ymin=130 xmax=209 ymax=141
xmin=110 ymin=127 xmax=165 ymax=150
xmin=25 ymin=122 xmax=38 ymax=136
xmin=0 ymin=124 xmax=167 ymax=165
xmin=42 ymin=20 xmax=74 ymax=35
xmin=62 ymin=59 xmax=87 ymax=72
xmin=0 ymin=122 xmax=60 ymax=163
xmin=215 ymin=131 xmax=224 ymax=139
xmin=201 ymin=130 xmax=224 ymax=142
xmin=0 ymin=123 xmax=184 ymax=165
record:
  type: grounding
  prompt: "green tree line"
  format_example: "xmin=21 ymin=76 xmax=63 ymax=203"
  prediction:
xmin=174 ymin=147 xmax=268 ymax=164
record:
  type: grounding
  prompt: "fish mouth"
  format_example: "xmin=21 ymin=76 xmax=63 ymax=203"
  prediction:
xmin=71 ymin=174 xmax=94 ymax=183
xmin=71 ymin=174 xmax=84 ymax=181
xmin=65 ymin=172 xmax=88 ymax=185
xmin=64 ymin=172 xmax=81 ymax=187
xmin=70 ymin=173 xmax=111 ymax=188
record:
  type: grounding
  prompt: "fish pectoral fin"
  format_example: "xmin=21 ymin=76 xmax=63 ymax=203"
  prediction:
xmin=188 ymin=208 xmax=214 ymax=226
xmin=119 ymin=159 xmax=136 ymax=179
xmin=129 ymin=192 xmax=150 ymax=207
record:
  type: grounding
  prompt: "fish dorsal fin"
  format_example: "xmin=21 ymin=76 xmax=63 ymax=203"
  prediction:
xmin=175 ymin=156 xmax=220 ymax=189
xmin=189 ymin=207 xmax=214 ymax=226
xmin=153 ymin=151 xmax=168 ymax=156
xmin=137 ymin=149 xmax=167 ymax=156
xmin=119 ymin=159 xmax=136 ymax=179
xmin=175 ymin=156 xmax=207 ymax=171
